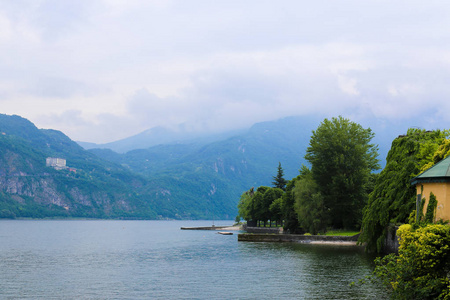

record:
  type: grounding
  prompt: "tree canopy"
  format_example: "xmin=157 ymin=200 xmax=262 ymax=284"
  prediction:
xmin=294 ymin=166 xmax=327 ymax=234
xmin=305 ymin=116 xmax=380 ymax=229
xmin=237 ymin=186 xmax=283 ymax=226
xmin=280 ymin=175 xmax=301 ymax=233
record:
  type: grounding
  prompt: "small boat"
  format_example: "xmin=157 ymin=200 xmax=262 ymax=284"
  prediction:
xmin=218 ymin=232 xmax=233 ymax=235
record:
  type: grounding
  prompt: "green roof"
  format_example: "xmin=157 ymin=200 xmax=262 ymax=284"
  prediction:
xmin=411 ymin=155 xmax=450 ymax=185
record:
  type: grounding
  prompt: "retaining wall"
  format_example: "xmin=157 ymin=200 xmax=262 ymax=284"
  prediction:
xmin=238 ymin=233 xmax=360 ymax=243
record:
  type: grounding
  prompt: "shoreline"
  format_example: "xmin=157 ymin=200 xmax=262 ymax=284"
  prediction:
xmin=308 ymin=241 xmax=358 ymax=245
xmin=238 ymin=233 xmax=362 ymax=245
xmin=180 ymin=225 xmax=243 ymax=231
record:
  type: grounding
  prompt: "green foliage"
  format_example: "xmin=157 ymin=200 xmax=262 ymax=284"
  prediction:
xmin=252 ymin=186 xmax=267 ymax=223
xmin=373 ymin=224 xmax=450 ymax=299
xmin=237 ymin=186 xmax=284 ymax=226
xmin=250 ymin=186 xmax=283 ymax=225
xmin=305 ymin=116 xmax=380 ymax=229
xmin=324 ymin=230 xmax=360 ymax=236
xmin=280 ymin=175 xmax=301 ymax=233
xmin=269 ymin=197 xmax=283 ymax=224
xmin=261 ymin=187 xmax=284 ymax=223
xmin=425 ymin=192 xmax=438 ymax=223
xmin=420 ymin=139 xmax=450 ymax=172
xmin=294 ymin=166 xmax=328 ymax=235
xmin=272 ymin=162 xmax=287 ymax=190
xmin=360 ymin=129 xmax=449 ymax=252
xmin=419 ymin=196 xmax=426 ymax=222
xmin=237 ymin=188 xmax=255 ymax=221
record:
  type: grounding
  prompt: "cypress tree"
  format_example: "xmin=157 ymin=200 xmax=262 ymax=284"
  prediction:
xmin=272 ymin=162 xmax=287 ymax=191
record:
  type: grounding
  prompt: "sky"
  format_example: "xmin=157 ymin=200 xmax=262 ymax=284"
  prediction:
xmin=1 ymin=0 xmax=450 ymax=143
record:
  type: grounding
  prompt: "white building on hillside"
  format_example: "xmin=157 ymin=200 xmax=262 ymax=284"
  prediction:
xmin=46 ymin=157 xmax=67 ymax=170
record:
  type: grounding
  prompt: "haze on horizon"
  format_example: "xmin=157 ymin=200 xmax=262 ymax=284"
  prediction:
xmin=1 ymin=1 xmax=450 ymax=144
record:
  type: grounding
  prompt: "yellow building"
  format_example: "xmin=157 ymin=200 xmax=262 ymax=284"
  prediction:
xmin=411 ymin=155 xmax=450 ymax=222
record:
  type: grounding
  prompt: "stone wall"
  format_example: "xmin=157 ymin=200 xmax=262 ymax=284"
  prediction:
xmin=238 ymin=233 xmax=360 ymax=243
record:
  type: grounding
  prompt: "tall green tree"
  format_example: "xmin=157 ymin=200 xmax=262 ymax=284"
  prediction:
xmin=262 ymin=187 xmax=284 ymax=226
xmin=237 ymin=187 xmax=255 ymax=222
xmin=238 ymin=186 xmax=284 ymax=227
xmin=253 ymin=186 xmax=269 ymax=226
xmin=360 ymin=129 xmax=449 ymax=252
xmin=272 ymin=162 xmax=287 ymax=191
xmin=252 ymin=186 xmax=284 ymax=227
xmin=281 ymin=175 xmax=302 ymax=233
xmin=294 ymin=166 xmax=328 ymax=234
xmin=269 ymin=197 xmax=283 ymax=226
xmin=305 ymin=116 xmax=380 ymax=229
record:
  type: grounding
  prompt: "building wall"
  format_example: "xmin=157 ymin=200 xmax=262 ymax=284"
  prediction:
xmin=417 ymin=182 xmax=450 ymax=222
xmin=46 ymin=158 xmax=67 ymax=170
xmin=384 ymin=225 xmax=399 ymax=254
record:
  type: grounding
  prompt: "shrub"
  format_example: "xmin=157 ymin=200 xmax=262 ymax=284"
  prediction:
xmin=374 ymin=224 xmax=450 ymax=299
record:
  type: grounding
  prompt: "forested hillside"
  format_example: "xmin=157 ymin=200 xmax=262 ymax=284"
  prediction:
xmin=89 ymin=116 xmax=318 ymax=219
xmin=90 ymin=116 xmax=317 ymax=180
xmin=0 ymin=114 xmax=155 ymax=219
xmin=0 ymin=114 xmax=318 ymax=219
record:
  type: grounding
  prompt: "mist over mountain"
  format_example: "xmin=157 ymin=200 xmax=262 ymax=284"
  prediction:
xmin=85 ymin=116 xmax=322 ymax=219
xmin=78 ymin=126 xmax=246 ymax=153
xmin=91 ymin=116 xmax=322 ymax=177
xmin=83 ymin=114 xmax=399 ymax=168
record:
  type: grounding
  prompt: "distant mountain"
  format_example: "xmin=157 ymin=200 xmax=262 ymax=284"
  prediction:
xmin=88 ymin=116 xmax=323 ymax=220
xmin=91 ymin=116 xmax=320 ymax=177
xmin=78 ymin=126 xmax=245 ymax=153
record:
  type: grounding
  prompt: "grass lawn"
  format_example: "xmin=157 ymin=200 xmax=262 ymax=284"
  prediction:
xmin=324 ymin=230 xmax=360 ymax=236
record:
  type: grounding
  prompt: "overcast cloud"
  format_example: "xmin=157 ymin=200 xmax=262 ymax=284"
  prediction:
xmin=1 ymin=0 xmax=450 ymax=143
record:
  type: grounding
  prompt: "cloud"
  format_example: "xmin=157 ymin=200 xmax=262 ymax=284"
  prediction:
xmin=23 ymin=77 xmax=102 ymax=99
xmin=1 ymin=1 xmax=450 ymax=143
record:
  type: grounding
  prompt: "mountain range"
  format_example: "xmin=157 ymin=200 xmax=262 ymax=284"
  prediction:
xmin=0 ymin=113 xmax=395 ymax=220
xmin=78 ymin=126 xmax=246 ymax=154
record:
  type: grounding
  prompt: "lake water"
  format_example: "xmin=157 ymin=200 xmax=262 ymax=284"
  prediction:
xmin=0 ymin=220 xmax=387 ymax=299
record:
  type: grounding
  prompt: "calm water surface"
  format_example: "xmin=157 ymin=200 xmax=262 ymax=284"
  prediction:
xmin=0 ymin=220 xmax=386 ymax=299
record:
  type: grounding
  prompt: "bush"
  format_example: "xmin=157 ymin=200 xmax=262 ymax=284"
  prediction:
xmin=374 ymin=224 xmax=450 ymax=299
